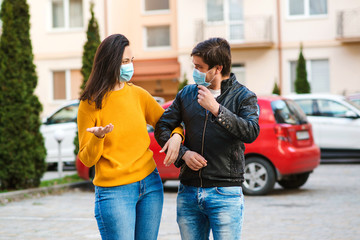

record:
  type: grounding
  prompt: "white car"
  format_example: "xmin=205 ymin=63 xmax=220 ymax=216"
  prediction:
xmin=287 ymin=94 xmax=360 ymax=158
xmin=40 ymin=97 xmax=165 ymax=165
xmin=40 ymin=100 xmax=79 ymax=165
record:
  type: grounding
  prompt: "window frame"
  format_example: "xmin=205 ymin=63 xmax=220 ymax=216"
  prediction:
xmin=286 ymin=0 xmax=328 ymax=20
xmin=141 ymin=0 xmax=170 ymax=15
xmin=143 ymin=25 xmax=171 ymax=51
xmin=288 ymin=58 xmax=329 ymax=93
xmin=205 ymin=0 xmax=245 ymax=43
xmin=48 ymin=0 xmax=84 ymax=32
xmin=51 ymin=69 xmax=71 ymax=102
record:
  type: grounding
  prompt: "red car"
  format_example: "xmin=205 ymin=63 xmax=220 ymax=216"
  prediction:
xmin=76 ymin=96 xmax=320 ymax=195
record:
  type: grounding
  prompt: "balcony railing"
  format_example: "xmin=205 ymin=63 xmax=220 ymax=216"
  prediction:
xmin=195 ymin=16 xmax=273 ymax=48
xmin=337 ymin=8 xmax=360 ymax=42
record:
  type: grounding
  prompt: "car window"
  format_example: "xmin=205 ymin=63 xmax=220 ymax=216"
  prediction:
xmin=271 ymin=100 xmax=307 ymax=125
xmin=47 ymin=104 xmax=79 ymax=124
xmin=317 ymin=100 xmax=353 ymax=118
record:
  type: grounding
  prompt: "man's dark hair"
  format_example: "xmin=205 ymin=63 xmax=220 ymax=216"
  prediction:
xmin=80 ymin=34 xmax=130 ymax=109
xmin=191 ymin=38 xmax=232 ymax=77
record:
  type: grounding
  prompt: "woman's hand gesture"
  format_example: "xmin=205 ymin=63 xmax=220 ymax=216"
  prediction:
xmin=87 ymin=123 xmax=114 ymax=138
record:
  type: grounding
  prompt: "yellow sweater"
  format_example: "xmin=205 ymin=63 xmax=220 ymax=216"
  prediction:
xmin=77 ymin=83 xmax=182 ymax=187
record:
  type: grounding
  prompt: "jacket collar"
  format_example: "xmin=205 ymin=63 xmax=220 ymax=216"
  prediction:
xmin=220 ymin=73 xmax=238 ymax=93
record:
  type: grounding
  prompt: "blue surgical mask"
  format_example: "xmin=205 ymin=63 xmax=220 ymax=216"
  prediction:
xmin=120 ymin=63 xmax=134 ymax=82
xmin=193 ymin=68 xmax=217 ymax=87
xmin=193 ymin=68 xmax=210 ymax=87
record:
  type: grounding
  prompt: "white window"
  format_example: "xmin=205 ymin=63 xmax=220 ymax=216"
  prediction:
xmin=232 ymin=64 xmax=246 ymax=85
xmin=50 ymin=0 xmax=83 ymax=30
xmin=145 ymin=26 xmax=170 ymax=49
xmin=290 ymin=59 xmax=329 ymax=93
xmin=143 ymin=0 xmax=169 ymax=13
xmin=288 ymin=0 xmax=327 ymax=18
xmin=206 ymin=0 xmax=244 ymax=42
xmin=52 ymin=69 xmax=82 ymax=101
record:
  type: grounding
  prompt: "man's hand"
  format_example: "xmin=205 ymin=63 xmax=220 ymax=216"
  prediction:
xmin=160 ymin=133 xmax=183 ymax=166
xmin=87 ymin=123 xmax=114 ymax=138
xmin=182 ymin=150 xmax=207 ymax=171
xmin=197 ymin=85 xmax=220 ymax=116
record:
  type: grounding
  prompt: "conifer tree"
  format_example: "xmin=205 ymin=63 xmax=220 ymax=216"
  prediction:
xmin=74 ymin=2 xmax=100 ymax=157
xmin=295 ymin=44 xmax=311 ymax=93
xmin=272 ymin=81 xmax=281 ymax=95
xmin=0 ymin=0 xmax=46 ymax=190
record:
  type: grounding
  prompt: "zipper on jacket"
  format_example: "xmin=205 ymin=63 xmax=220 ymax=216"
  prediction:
xmin=200 ymin=110 xmax=209 ymax=187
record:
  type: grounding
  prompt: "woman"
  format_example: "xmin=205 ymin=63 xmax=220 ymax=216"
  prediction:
xmin=77 ymin=34 xmax=183 ymax=240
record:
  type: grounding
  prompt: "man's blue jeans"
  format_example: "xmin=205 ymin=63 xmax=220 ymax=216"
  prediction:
xmin=94 ymin=168 xmax=164 ymax=240
xmin=177 ymin=183 xmax=244 ymax=240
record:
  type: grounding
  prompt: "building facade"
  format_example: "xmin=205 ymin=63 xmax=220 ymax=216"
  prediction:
xmin=0 ymin=0 xmax=359 ymax=116
xmin=177 ymin=0 xmax=360 ymax=96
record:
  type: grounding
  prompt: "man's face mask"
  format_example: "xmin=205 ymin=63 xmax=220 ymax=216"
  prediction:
xmin=193 ymin=68 xmax=216 ymax=87
xmin=120 ymin=63 xmax=134 ymax=82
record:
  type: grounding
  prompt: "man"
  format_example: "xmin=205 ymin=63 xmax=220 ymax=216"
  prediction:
xmin=155 ymin=38 xmax=259 ymax=240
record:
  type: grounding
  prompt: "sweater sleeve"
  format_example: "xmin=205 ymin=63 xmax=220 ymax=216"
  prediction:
xmin=143 ymin=91 xmax=184 ymax=140
xmin=77 ymin=101 xmax=105 ymax=167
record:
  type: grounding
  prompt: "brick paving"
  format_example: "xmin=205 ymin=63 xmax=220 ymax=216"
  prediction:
xmin=0 ymin=163 xmax=359 ymax=240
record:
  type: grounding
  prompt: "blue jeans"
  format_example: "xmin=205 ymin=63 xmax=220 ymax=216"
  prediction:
xmin=177 ymin=183 xmax=244 ymax=240
xmin=94 ymin=168 xmax=164 ymax=240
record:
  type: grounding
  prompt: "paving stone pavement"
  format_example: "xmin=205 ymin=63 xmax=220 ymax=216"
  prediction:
xmin=0 ymin=163 xmax=359 ymax=240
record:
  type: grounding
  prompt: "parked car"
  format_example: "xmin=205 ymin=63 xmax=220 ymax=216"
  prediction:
xmin=287 ymin=94 xmax=360 ymax=158
xmin=40 ymin=100 xmax=79 ymax=165
xmin=77 ymin=96 xmax=320 ymax=196
xmin=41 ymin=97 xmax=165 ymax=166
xmin=347 ymin=93 xmax=360 ymax=106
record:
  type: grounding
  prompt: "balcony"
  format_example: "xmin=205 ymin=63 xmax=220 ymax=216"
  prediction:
xmin=195 ymin=16 xmax=273 ymax=49
xmin=337 ymin=8 xmax=360 ymax=43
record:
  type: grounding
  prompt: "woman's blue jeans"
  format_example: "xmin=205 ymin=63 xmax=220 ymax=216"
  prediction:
xmin=94 ymin=168 xmax=164 ymax=240
xmin=177 ymin=183 xmax=244 ymax=240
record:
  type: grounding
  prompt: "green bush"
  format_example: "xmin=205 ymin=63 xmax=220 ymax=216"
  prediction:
xmin=0 ymin=0 xmax=46 ymax=190
xmin=272 ymin=81 xmax=281 ymax=95
xmin=178 ymin=73 xmax=189 ymax=92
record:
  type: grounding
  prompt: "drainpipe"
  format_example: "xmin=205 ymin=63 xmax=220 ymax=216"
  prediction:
xmin=104 ymin=0 xmax=108 ymax=37
xmin=276 ymin=0 xmax=283 ymax=94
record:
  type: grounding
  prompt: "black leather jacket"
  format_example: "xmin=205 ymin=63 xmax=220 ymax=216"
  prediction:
xmin=155 ymin=73 xmax=260 ymax=187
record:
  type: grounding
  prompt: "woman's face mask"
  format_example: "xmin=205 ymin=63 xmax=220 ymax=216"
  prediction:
xmin=120 ymin=63 xmax=134 ymax=82
xmin=193 ymin=68 xmax=215 ymax=87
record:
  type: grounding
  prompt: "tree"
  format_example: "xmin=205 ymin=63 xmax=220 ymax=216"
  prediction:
xmin=294 ymin=44 xmax=311 ymax=93
xmin=178 ymin=73 xmax=189 ymax=92
xmin=0 ymin=0 xmax=46 ymax=190
xmin=272 ymin=80 xmax=281 ymax=95
xmin=74 ymin=2 xmax=101 ymax=157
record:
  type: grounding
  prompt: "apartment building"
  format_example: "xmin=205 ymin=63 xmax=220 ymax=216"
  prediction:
xmin=177 ymin=0 xmax=360 ymax=96
xmin=1 ymin=0 xmax=359 ymax=116
xmin=0 ymin=0 xmax=180 ymax=116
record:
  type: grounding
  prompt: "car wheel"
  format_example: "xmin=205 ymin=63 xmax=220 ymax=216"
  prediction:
xmin=278 ymin=172 xmax=310 ymax=189
xmin=242 ymin=157 xmax=276 ymax=196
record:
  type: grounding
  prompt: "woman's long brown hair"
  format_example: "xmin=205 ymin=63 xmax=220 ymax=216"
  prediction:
xmin=80 ymin=34 xmax=130 ymax=109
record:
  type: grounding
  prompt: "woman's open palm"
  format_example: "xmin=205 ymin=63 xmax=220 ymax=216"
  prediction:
xmin=87 ymin=123 xmax=114 ymax=138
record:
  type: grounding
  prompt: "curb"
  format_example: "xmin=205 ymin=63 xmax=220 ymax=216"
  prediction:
xmin=0 ymin=181 xmax=93 ymax=205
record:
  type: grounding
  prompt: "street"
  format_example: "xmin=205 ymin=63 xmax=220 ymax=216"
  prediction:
xmin=0 ymin=163 xmax=359 ymax=240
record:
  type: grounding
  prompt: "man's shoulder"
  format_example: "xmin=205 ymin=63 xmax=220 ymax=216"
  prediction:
xmin=178 ymin=84 xmax=198 ymax=97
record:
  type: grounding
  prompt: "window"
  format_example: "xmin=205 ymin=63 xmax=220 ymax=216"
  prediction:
xmin=207 ymin=0 xmax=244 ymax=42
xmin=288 ymin=0 xmax=327 ymax=17
xmin=50 ymin=0 xmax=83 ymax=30
xmin=145 ymin=26 xmax=170 ymax=48
xmin=47 ymin=104 xmax=79 ymax=124
xmin=317 ymin=100 xmax=352 ymax=118
xmin=290 ymin=59 xmax=329 ymax=93
xmin=52 ymin=69 xmax=82 ymax=101
xmin=232 ymin=64 xmax=246 ymax=85
xmin=144 ymin=0 xmax=169 ymax=12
